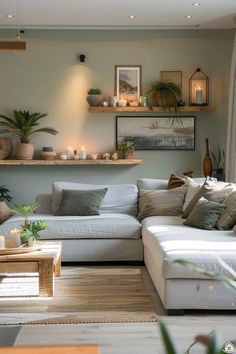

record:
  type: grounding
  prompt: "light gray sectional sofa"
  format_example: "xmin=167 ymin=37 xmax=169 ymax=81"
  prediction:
xmin=1 ymin=179 xmax=236 ymax=314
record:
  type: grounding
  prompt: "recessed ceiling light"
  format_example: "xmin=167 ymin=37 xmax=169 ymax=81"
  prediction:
xmin=185 ymin=15 xmax=192 ymax=18
xmin=128 ymin=15 xmax=135 ymax=19
xmin=6 ymin=14 xmax=14 ymax=18
xmin=192 ymin=2 xmax=200 ymax=6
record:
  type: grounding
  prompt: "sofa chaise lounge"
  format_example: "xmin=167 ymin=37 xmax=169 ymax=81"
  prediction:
xmin=1 ymin=179 xmax=236 ymax=314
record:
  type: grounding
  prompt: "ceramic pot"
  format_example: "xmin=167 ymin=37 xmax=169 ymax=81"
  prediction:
xmin=40 ymin=147 xmax=57 ymax=160
xmin=87 ymin=95 xmax=103 ymax=107
xmin=28 ymin=237 xmax=36 ymax=247
xmin=0 ymin=138 xmax=12 ymax=159
xmin=16 ymin=143 xmax=34 ymax=160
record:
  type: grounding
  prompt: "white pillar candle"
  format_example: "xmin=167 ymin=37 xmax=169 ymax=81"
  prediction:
xmin=10 ymin=228 xmax=21 ymax=248
xmin=60 ymin=153 xmax=68 ymax=160
xmin=67 ymin=146 xmax=74 ymax=160
xmin=79 ymin=146 xmax=87 ymax=160
xmin=118 ymin=99 xmax=127 ymax=107
xmin=0 ymin=235 xmax=5 ymax=249
xmin=195 ymin=86 xmax=203 ymax=105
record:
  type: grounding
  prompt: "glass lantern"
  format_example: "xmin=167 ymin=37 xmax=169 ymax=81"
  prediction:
xmin=189 ymin=68 xmax=209 ymax=106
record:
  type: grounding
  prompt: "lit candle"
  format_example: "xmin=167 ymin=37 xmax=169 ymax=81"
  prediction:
xmin=67 ymin=146 xmax=74 ymax=160
xmin=10 ymin=228 xmax=21 ymax=248
xmin=118 ymin=99 xmax=127 ymax=107
xmin=60 ymin=153 xmax=68 ymax=160
xmin=195 ymin=85 xmax=203 ymax=105
xmin=0 ymin=235 xmax=5 ymax=249
xmin=79 ymin=146 xmax=87 ymax=160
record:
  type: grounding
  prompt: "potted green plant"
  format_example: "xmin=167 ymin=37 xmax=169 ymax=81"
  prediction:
xmin=87 ymin=88 xmax=103 ymax=107
xmin=211 ymin=147 xmax=225 ymax=181
xmin=0 ymin=110 xmax=58 ymax=160
xmin=148 ymin=81 xmax=181 ymax=112
xmin=118 ymin=140 xmax=135 ymax=159
xmin=12 ymin=203 xmax=47 ymax=246
xmin=0 ymin=186 xmax=12 ymax=224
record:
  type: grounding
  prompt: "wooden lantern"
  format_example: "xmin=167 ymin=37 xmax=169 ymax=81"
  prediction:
xmin=189 ymin=68 xmax=209 ymax=106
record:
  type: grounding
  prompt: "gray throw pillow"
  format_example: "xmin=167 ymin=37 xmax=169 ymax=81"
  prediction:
xmin=138 ymin=186 xmax=187 ymax=220
xmin=217 ymin=191 xmax=236 ymax=230
xmin=184 ymin=198 xmax=226 ymax=230
xmin=55 ymin=189 xmax=107 ymax=216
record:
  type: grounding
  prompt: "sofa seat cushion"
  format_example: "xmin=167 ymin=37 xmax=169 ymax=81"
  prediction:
xmin=142 ymin=216 xmax=236 ymax=279
xmin=0 ymin=214 xmax=142 ymax=240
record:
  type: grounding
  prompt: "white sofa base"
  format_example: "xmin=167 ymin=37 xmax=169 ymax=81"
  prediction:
xmin=52 ymin=238 xmax=144 ymax=262
xmin=144 ymin=245 xmax=236 ymax=312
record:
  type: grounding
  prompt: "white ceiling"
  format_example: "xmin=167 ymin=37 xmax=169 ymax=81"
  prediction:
xmin=0 ymin=0 xmax=235 ymax=29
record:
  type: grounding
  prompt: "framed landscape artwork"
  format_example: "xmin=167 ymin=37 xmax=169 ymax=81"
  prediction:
xmin=115 ymin=65 xmax=142 ymax=102
xmin=116 ymin=116 xmax=195 ymax=150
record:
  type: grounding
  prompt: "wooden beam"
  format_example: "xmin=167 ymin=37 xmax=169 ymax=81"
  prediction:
xmin=0 ymin=41 xmax=26 ymax=51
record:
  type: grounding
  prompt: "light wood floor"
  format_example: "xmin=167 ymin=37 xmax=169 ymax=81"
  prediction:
xmin=10 ymin=266 xmax=236 ymax=353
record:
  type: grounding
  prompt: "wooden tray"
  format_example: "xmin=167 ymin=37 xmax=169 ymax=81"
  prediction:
xmin=0 ymin=245 xmax=41 ymax=256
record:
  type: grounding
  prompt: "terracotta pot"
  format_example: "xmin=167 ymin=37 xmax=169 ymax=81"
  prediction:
xmin=16 ymin=143 xmax=34 ymax=160
xmin=127 ymin=149 xmax=134 ymax=159
xmin=40 ymin=147 xmax=57 ymax=160
xmin=0 ymin=138 xmax=12 ymax=159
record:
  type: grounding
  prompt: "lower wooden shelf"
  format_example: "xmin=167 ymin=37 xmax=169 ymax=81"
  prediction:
xmin=88 ymin=106 xmax=217 ymax=113
xmin=0 ymin=159 xmax=142 ymax=166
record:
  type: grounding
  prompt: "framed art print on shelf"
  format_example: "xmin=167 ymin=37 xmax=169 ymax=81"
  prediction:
xmin=116 ymin=116 xmax=195 ymax=150
xmin=115 ymin=65 xmax=142 ymax=103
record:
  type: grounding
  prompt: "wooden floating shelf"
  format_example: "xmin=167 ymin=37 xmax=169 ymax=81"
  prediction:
xmin=0 ymin=159 xmax=142 ymax=166
xmin=88 ymin=106 xmax=217 ymax=113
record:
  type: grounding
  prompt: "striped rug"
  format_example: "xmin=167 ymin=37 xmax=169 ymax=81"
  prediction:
xmin=0 ymin=266 xmax=158 ymax=325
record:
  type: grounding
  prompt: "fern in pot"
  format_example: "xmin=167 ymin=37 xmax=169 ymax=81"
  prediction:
xmin=0 ymin=110 xmax=58 ymax=160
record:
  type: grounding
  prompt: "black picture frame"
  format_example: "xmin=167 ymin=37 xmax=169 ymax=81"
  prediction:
xmin=116 ymin=116 xmax=195 ymax=151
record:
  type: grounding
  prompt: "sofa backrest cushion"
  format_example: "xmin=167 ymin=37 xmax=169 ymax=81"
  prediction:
xmin=137 ymin=177 xmax=209 ymax=191
xmin=52 ymin=182 xmax=138 ymax=216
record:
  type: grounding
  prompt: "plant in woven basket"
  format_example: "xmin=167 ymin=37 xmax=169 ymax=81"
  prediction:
xmin=148 ymin=81 xmax=181 ymax=112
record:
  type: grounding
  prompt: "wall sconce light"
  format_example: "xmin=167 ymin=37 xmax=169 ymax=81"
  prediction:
xmin=77 ymin=54 xmax=86 ymax=63
xmin=189 ymin=67 xmax=209 ymax=106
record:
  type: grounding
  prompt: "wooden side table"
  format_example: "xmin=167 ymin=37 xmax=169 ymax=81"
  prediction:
xmin=0 ymin=241 xmax=62 ymax=297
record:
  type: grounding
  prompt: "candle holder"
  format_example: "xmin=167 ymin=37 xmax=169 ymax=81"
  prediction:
xmin=189 ymin=67 xmax=209 ymax=106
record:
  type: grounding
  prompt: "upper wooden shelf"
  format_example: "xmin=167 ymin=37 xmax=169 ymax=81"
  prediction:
xmin=88 ymin=106 xmax=217 ymax=113
xmin=0 ymin=159 xmax=142 ymax=166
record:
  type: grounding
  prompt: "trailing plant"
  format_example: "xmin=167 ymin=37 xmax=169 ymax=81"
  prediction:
xmin=20 ymin=220 xmax=47 ymax=243
xmin=118 ymin=139 xmax=135 ymax=159
xmin=87 ymin=88 xmax=103 ymax=95
xmin=12 ymin=203 xmax=39 ymax=226
xmin=148 ymin=81 xmax=181 ymax=113
xmin=0 ymin=186 xmax=12 ymax=203
xmin=0 ymin=110 xmax=58 ymax=143
xmin=211 ymin=147 xmax=225 ymax=170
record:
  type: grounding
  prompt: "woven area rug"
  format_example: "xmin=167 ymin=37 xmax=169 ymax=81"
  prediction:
xmin=0 ymin=266 xmax=158 ymax=325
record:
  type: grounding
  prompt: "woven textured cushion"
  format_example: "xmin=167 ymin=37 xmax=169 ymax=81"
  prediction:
xmin=55 ymin=189 xmax=107 ymax=216
xmin=205 ymin=183 xmax=236 ymax=204
xmin=138 ymin=186 xmax=187 ymax=220
xmin=167 ymin=174 xmax=185 ymax=190
xmin=217 ymin=191 xmax=236 ymax=230
xmin=184 ymin=198 xmax=226 ymax=230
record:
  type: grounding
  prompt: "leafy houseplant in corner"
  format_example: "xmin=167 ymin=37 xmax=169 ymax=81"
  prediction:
xmin=87 ymin=88 xmax=103 ymax=107
xmin=211 ymin=147 xmax=225 ymax=181
xmin=12 ymin=203 xmax=47 ymax=246
xmin=0 ymin=186 xmax=12 ymax=224
xmin=148 ymin=81 xmax=181 ymax=112
xmin=118 ymin=140 xmax=135 ymax=159
xmin=0 ymin=110 xmax=58 ymax=160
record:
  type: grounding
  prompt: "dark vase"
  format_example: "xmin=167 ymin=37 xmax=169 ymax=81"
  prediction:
xmin=212 ymin=168 xmax=225 ymax=181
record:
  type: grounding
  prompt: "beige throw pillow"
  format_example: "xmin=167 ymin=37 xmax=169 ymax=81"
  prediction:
xmin=217 ymin=191 xmax=236 ymax=230
xmin=0 ymin=201 xmax=12 ymax=224
xmin=138 ymin=186 xmax=187 ymax=220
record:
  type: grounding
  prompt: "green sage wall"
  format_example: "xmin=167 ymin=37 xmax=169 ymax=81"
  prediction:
xmin=0 ymin=29 xmax=234 ymax=204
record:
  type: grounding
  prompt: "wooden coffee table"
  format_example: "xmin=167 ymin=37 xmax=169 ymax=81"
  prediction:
xmin=0 ymin=241 xmax=62 ymax=297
